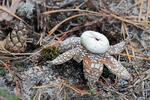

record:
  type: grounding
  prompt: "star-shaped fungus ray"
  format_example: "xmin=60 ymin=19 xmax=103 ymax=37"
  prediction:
xmin=103 ymin=54 xmax=131 ymax=80
xmin=107 ymin=40 xmax=126 ymax=55
xmin=48 ymin=47 xmax=81 ymax=65
xmin=107 ymin=34 xmax=132 ymax=55
xmin=83 ymin=55 xmax=103 ymax=88
xmin=58 ymin=37 xmax=81 ymax=52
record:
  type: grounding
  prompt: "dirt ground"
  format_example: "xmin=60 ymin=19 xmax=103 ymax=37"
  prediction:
xmin=0 ymin=0 xmax=150 ymax=100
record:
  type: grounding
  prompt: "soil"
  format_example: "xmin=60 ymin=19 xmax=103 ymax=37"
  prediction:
xmin=0 ymin=0 xmax=150 ymax=100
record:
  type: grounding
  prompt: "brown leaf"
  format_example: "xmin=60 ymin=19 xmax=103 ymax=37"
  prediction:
xmin=0 ymin=0 xmax=21 ymax=21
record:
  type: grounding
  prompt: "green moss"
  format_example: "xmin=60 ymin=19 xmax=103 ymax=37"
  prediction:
xmin=14 ymin=61 xmax=26 ymax=68
xmin=0 ymin=67 xmax=7 ymax=76
xmin=108 ymin=97 xmax=117 ymax=100
xmin=89 ymin=89 xmax=96 ymax=95
xmin=0 ymin=88 xmax=19 ymax=100
xmin=41 ymin=46 xmax=59 ymax=61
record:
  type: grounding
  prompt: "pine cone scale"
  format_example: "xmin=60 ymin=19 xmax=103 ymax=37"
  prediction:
xmin=4 ymin=22 xmax=28 ymax=53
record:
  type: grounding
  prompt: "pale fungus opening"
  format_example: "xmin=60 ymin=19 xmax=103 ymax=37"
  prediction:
xmin=81 ymin=31 xmax=110 ymax=54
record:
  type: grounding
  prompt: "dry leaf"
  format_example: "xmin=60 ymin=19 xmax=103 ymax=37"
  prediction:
xmin=0 ymin=0 xmax=21 ymax=21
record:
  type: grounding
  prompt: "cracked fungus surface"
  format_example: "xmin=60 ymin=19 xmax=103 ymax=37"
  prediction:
xmin=48 ymin=31 xmax=131 ymax=88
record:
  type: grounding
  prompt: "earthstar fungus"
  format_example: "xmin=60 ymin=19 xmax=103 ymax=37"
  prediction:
xmin=48 ymin=31 xmax=131 ymax=88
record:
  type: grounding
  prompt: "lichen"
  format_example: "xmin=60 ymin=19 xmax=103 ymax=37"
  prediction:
xmin=17 ymin=1 xmax=35 ymax=19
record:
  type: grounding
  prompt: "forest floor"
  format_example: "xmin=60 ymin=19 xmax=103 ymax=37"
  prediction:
xmin=0 ymin=0 xmax=150 ymax=100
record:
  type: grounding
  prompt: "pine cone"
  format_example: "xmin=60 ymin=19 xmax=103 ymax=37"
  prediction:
xmin=4 ymin=22 xmax=28 ymax=53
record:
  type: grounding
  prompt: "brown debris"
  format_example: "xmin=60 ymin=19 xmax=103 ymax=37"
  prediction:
xmin=0 ymin=0 xmax=21 ymax=21
xmin=0 ymin=0 xmax=150 ymax=99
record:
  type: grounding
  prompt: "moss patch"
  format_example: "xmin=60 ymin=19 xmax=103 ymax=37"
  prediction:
xmin=41 ymin=46 xmax=59 ymax=61
xmin=0 ymin=88 xmax=19 ymax=100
